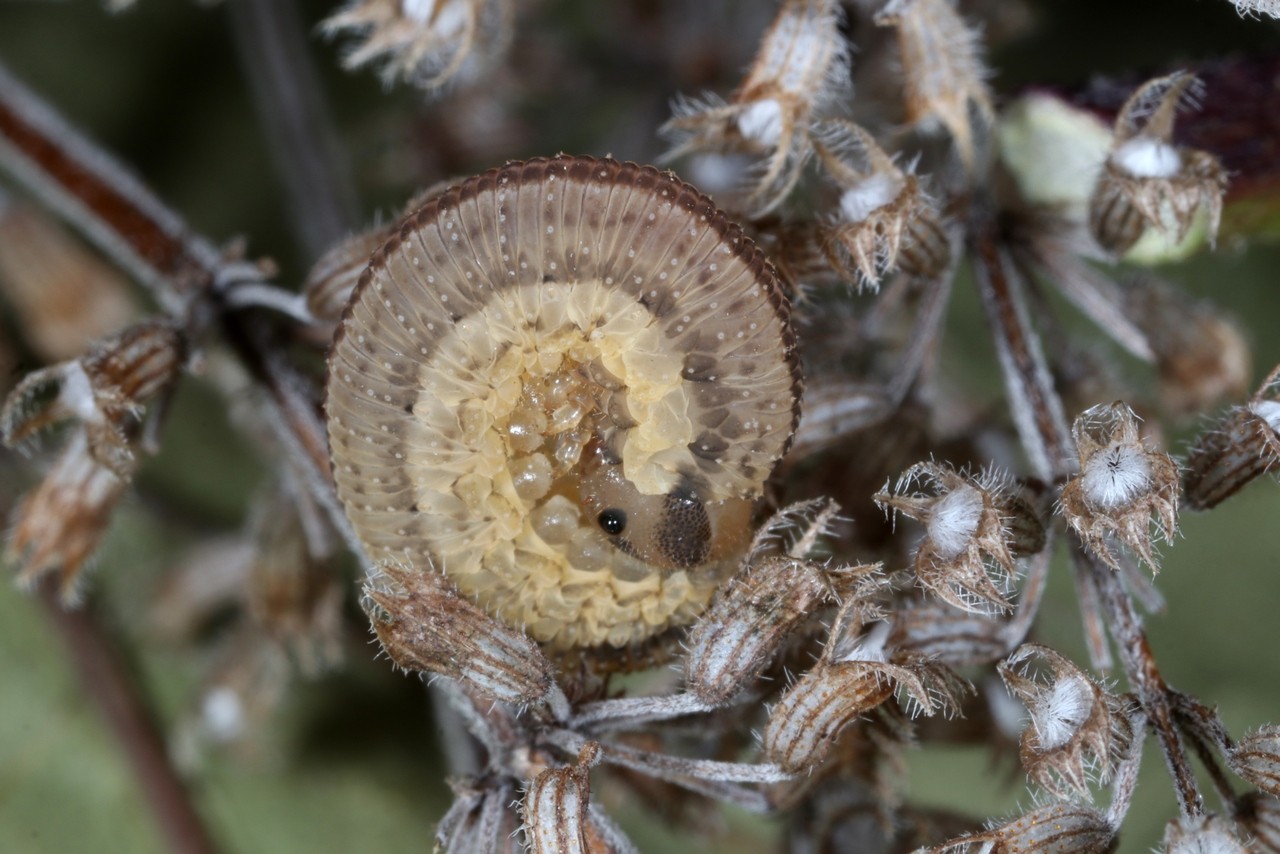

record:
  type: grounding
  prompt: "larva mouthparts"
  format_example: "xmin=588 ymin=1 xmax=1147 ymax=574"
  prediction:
xmin=326 ymin=155 xmax=801 ymax=650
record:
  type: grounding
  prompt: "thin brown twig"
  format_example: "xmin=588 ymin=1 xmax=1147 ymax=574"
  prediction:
xmin=35 ymin=581 xmax=219 ymax=854
xmin=226 ymin=0 xmax=358 ymax=259
xmin=1077 ymin=542 xmax=1204 ymax=819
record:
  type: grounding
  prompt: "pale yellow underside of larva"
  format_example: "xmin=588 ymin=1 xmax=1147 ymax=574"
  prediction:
xmin=327 ymin=157 xmax=799 ymax=650
xmin=408 ymin=280 xmax=721 ymax=648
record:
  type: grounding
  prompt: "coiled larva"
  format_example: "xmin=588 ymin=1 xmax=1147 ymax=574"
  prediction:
xmin=326 ymin=155 xmax=801 ymax=650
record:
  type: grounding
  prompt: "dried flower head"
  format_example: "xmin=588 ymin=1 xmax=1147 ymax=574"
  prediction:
xmin=662 ymin=0 xmax=849 ymax=215
xmin=814 ymin=120 xmax=951 ymax=290
xmin=363 ymin=563 xmax=564 ymax=712
xmin=5 ymin=428 xmax=127 ymax=598
xmin=323 ymin=0 xmax=513 ymax=91
xmin=302 ymin=221 xmax=397 ymax=329
xmin=1088 ymin=72 xmax=1228 ymax=255
xmin=1226 ymin=725 xmax=1280 ymax=797
xmin=0 ymin=319 xmax=184 ymax=477
xmin=1059 ymin=402 xmax=1179 ymax=572
xmin=1183 ymin=366 xmax=1280 ymax=510
xmin=874 ymin=0 xmax=994 ymax=172
xmin=519 ymin=742 xmax=633 ymax=854
xmin=887 ymin=601 xmax=1012 ymax=667
xmin=928 ymin=802 xmax=1116 ymax=853
xmin=685 ymin=499 xmax=866 ymax=706
xmin=876 ymin=461 xmax=1045 ymax=613
xmin=999 ymin=644 xmax=1134 ymax=800
xmin=244 ymin=485 xmax=345 ymax=675
xmin=763 ymin=602 xmax=966 ymax=774
xmin=1161 ymin=813 xmax=1251 ymax=854
xmin=1123 ymin=277 xmax=1250 ymax=417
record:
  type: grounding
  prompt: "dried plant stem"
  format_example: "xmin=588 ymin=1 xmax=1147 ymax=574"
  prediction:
xmin=35 ymin=582 xmax=217 ymax=854
xmin=0 ymin=60 xmax=366 ymax=566
xmin=226 ymin=0 xmax=357 ymax=258
xmin=971 ymin=226 xmax=1072 ymax=481
xmin=0 ymin=63 xmax=223 ymax=315
xmin=1078 ymin=543 xmax=1204 ymax=819
xmin=972 ymin=215 xmax=1204 ymax=819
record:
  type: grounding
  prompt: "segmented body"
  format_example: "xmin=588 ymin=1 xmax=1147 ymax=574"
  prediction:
xmin=326 ymin=155 xmax=801 ymax=649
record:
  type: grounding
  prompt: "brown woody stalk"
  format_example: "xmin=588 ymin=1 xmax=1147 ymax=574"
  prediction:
xmin=973 ymin=221 xmax=1204 ymax=819
xmin=36 ymin=581 xmax=218 ymax=854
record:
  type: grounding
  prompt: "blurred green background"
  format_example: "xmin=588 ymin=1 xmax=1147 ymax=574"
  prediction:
xmin=1 ymin=1 xmax=1279 ymax=852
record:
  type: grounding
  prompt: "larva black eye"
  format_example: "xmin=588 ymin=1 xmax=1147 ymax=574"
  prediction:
xmin=597 ymin=509 xmax=627 ymax=536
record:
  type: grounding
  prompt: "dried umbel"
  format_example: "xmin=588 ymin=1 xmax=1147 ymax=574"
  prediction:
xmin=876 ymin=462 xmax=1045 ymax=613
xmin=323 ymin=0 xmax=513 ymax=91
xmin=814 ymin=120 xmax=952 ymax=290
xmin=661 ymin=0 xmax=849 ymax=215
xmin=326 ymin=155 xmax=801 ymax=651
xmin=928 ymin=802 xmax=1116 ymax=853
xmin=1088 ymin=72 xmax=1228 ymax=255
xmin=1183 ymin=367 xmax=1280 ymax=510
xmin=1059 ymin=402 xmax=1179 ymax=572
xmin=999 ymin=644 xmax=1134 ymax=801
xmin=874 ymin=0 xmax=994 ymax=172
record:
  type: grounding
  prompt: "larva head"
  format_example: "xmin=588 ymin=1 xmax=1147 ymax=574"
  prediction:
xmin=326 ymin=155 xmax=801 ymax=651
xmin=577 ymin=455 xmax=753 ymax=574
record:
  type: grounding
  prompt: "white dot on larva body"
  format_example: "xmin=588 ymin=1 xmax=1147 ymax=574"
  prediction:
xmin=397 ymin=315 xmax=405 ymax=322
xmin=628 ymin=249 xmax=636 ymax=258
xmin=709 ymin=263 xmax=717 ymax=271
xmin=634 ymin=276 xmax=643 ymax=284
xmin=384 ymin=300 xmax=392 ymax=307
xmin=441 ymin=294 xmax=449 ymax=302
xmin=658 ymin=273 xmax=667 ymax=280
xmin=357 ymin=335 xmax=366 ymax=343
xmin=648 ymin=213 xmax=656 ymax=221
xmin=546 ymin=226 xmax=555 ymax=234
xmin=451 ymin=233 xmax=459 ymax=241
xmin=717 ymin=332 xmax=725 ymax=340
xmin=682 ymin=315 xmax=691 ymax=322
xmin=427 ymin=275 xmax=435 ymax=283
xmin=605 ymin=276 xmax=614 ymax=285
xmin=549 ymin=262 xmax=557 ymax=271
xmin=412 ymin=257 xmax=421 ymax=266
